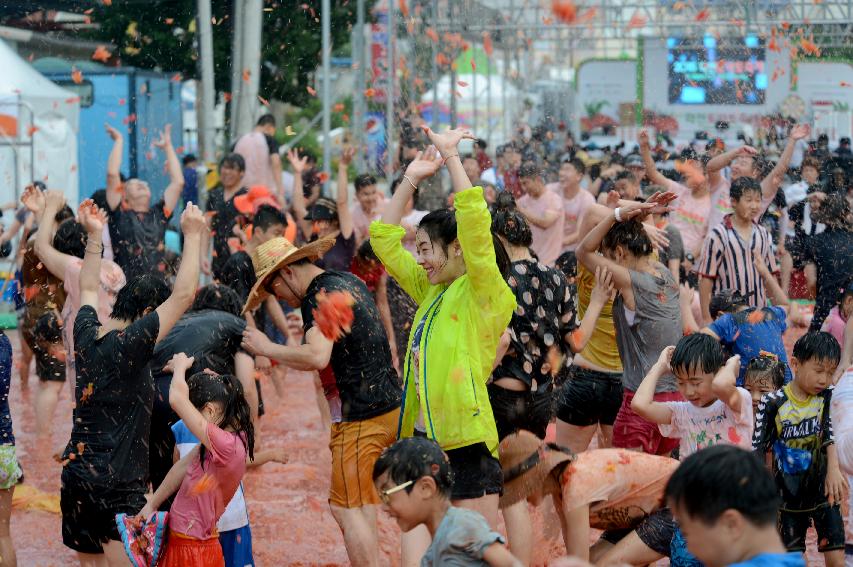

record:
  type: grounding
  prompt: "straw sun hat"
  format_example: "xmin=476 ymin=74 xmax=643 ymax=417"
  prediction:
xmin=242 ymin=236 xmax=335 ymax=314
xmin=499 ymin=430 xmax=575 ymax=508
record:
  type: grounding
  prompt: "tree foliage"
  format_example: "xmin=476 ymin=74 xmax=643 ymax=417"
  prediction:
xmin=77 ymin=0 xmax=365 ymax=105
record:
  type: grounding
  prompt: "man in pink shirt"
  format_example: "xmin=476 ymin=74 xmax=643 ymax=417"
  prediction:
xmin=349 ymin=173 xmax=385 ymax=246
xmin=232 ymin=114 xmax=284 ymax=199
xmin=547 ymin=157 xmax=595 ymax=253
xmin=704 ymin=123 xmax=810 ymax=230
xmin=639 ymin=130 xmax=710 ymax=257
xmin=517 ymin=162 xmax=564 ymax=266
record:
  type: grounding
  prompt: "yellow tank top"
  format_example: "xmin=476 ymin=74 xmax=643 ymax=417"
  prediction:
xmin=576 ymin=263 xmax=623 ymax=372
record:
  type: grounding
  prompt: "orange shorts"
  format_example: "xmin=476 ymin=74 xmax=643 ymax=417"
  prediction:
xmin=329 ymin=408 xmax=400 ymax=508
xmin=160 ymin=531 xmax=224 ymax=567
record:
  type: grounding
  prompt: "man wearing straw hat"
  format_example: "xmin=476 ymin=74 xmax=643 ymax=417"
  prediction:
xmin=240 ymin=235 xmax=402 ymax=567
xmin=499 ymin=431 xmax=679 ymax=565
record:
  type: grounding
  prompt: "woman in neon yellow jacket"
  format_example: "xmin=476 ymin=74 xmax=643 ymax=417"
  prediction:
xmin=370 ymin=128 xmax=515 ymax=536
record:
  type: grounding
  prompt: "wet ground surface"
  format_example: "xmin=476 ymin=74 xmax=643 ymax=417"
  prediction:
xmin=5 ymin=324 xmax=829 ymax=566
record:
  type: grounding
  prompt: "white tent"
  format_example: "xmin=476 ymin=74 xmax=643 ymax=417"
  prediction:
xmin=0 ymin=38 xmax=79 ymax=213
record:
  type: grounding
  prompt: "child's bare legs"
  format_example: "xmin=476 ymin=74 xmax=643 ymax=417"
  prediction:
xmin=822 ymin=549 xmax=844 ymax=567
xmin=502 ymin=500 xmax=532 ymax=565
xmin=0 ymin=488 xmax=14 ymax=567
xmin=330 ymin=504 xmax=379 ymax=567
xmin=35 ymin=380 xmax=62 ymax=438
xmin=102 ymin=540 xmax=132 ymax=566
xmin=75 ymin=553 xmax=107 ymax=567
xmin=17 ymin=342 xmax=31 ymax=387
xmin=593 ymin=530 xmax=663 ymax=566
xmin=271 ymin=365 xmax=287 ymax=398
xmin=556 ymin=419 xmax=596 ymax=453
xmin=401 ymin=525 xmax=431 ymax=567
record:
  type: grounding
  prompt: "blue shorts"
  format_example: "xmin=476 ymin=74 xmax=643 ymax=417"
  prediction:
xmin=219 ymin=524 xmax=254 ymax=567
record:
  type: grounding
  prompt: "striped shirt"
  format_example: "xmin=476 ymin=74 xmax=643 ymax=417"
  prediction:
xmin=697 ymin=214 xmax=777 ymax=308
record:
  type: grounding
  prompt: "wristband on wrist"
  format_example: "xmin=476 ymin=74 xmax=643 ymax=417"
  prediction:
xmin=442 ymin=153 xmax=460 ymax=165
xmin=614 ymin=207 xmax=622 ymax=222
xmin=403 ymin=175 xmax=418 ymax=191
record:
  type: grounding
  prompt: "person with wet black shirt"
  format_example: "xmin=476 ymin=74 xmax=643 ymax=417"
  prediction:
xmin=60 ymin=200 xmax=204 ymax=564
xmin=240 ymin=236 xmax=401 ymax=567
xmin=205 ymin=154 xmax=250 ymax=280
xmin=104 ymin=123 xmax=184 ymax=281
xmin=148 ymin=283 xmax=258 ymax=494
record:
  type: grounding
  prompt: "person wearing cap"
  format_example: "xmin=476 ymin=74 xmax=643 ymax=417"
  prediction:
xmin=104 ymin=123 xmax=185 ymax=281
xmin=705 ymin=123 xmax=810 ymax=231
xmin=499 ymin=431 xmax=679 ymax=563
xmin=205 ymin=153 xmax=249 ymax=280
xmin=287 ymin=148 xmax=357 ymax=272
xmin=369 ymin=127 xmax=515 ymax=561
xmin=624 ymin=154 xmax=649 ymax=193
xmin=836 ymin=136 xmax=851 ymax=157
xmin=239 ymin=235 xmax=401 ymax=567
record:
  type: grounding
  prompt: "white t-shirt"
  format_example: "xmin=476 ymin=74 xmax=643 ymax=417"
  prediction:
xmin=518 ymin=188 xmax=565 ymax=266
xmin=659 ymin=387 xmax=754 ymax=458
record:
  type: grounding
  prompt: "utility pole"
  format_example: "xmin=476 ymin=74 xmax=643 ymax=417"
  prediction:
xmin=235 ymin=0 xmax=262 ymax=139
xmin=228 ymin=0 xmax=244 ymax=142
xmin=196 ymin=0 xmax=216 ymax=170
xmin=321 ymin=0 xmax=332 ymax=192
xmin=353 ymin=0 xmax=366 ymax=171
xmin=384 ymin=0 xmax=395 ymax=179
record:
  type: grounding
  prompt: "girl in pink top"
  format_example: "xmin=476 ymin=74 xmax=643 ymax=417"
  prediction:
xmin=140 ymin=353 xmax=255 ymax=567
xmin=821 ymin=286 xmax=853 ymax=346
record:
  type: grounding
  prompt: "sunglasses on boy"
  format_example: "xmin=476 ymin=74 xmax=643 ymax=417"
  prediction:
xmin=379 ymin=480 xmax=414 ymax=505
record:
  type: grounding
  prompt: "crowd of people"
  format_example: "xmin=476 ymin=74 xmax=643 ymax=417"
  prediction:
xmin=0 ymin=98 xmax=850 ymax=567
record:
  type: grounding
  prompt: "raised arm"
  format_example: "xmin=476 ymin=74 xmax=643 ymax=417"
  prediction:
xmin=761 ymin=124 xmax=809 ymax=202
xmin=422 ymin=125 xmax=476 ymax=193
xmin=706 ymin=145 xmax=756 ymax=175
xmin=154 ymin=204 xmax=203 ymax=343
xmin=77 ymin=200 xmax=107 ymax=309
xmin=336 ymin=147 xmax=355 ymax=240
xmin=105 ymin=124 xmax=124 ymax=211
xmin=638 ymin=130 xmax=671 ymax=187
xmin=166 ymin=353 xmax=210 ymax=447
xmin=153 ymin=124 xmax=184 ymax=214
xmin=631 ymin=346 xmax=676 ymax=424
xmin=29 ymin=189 xmax=74 ymax=280
xmin=711 ymin=354 xmax=742 ymax=414
xmin=381 ymin=147 xmax=442 ymax=226
xmin=286 ymin=149 xmax=312 ymax=240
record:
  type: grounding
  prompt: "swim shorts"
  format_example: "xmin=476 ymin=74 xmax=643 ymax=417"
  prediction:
xmin=612 ymin=390 xmax=682 ymax=457
xmin=328 ymin=408 xmax=399 ymax=508
xmin=555 ymin=366 xmax=623 ymax=426
xmin=445 ymin=442 xmax=503 ymax=501
xmin=779 ymin=503 xmax=845 ymax=553
xmin=487 ymin=383 xmax=553 ymax=440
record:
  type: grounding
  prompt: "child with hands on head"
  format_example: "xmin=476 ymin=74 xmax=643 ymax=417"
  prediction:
xmin=632 ymin=333 xmax=754 ymax=456
xmin=139 ymin=352 xmax=255 ymax=567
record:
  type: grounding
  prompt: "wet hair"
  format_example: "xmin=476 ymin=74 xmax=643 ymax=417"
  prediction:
xmin=615 ymin=170 xmax=637 ymax=183
xmin=187 ymin=372 xmax=255 ymax=465
xmin=601 ymin=219 xmax=653 ymax=258
xmin=219 ymin=251 xmax=256 ymax=303
xmin=709 ymin=289 xmax=749 ymax=319
xmin=356 ymin=238 xmax=379 ymax=263
xmin=555 ymin=251 xmax=577 ymax=279
xmin=182 ymin=154 xmax=197 ymax=166
xmin=91 ymin=189 xmax=109 ymax=212
xmin=372 ymin=437 xmax=453 ymax=498
xmin=665 ymin=445 xmax=780 ymax=527
xmin=670 ymin=333 xmax=725 ymax=377
xmin=801 ymin=157 xmax=821 ymax=172
xmin=562 ymin=157 xmax=586 ymax=176
xmin=354 ymin=174 xmax=377 ymax=192
xmin=253 ymin=204 xmax=287 ymax=233
xmin=55 ymin=205 xmax=75 ymax=224
xmin=191 ymin=284 xmax=243 ymax=317
xmin=491 ymin=192 xmax=532 ymax=248
xmin=417 ymin=208 xmax=511 ymax=279
xmin=813 ymin=193 xmax=850 ymax=228
xmin=730 ymin=177 xmax=762 ymax=201
xmin=792 ymin=331 xmax=841 ymax=366
xmin=54 ymin=220 xmax=87 ymax=259
xmin=256 ymin=114 xmax=276 ymax=127
xmin=518 ymin=162 xmax=540 ymax=179
xmin=744 ymin=354 xmax=785 ymax=393
xmin=219 ymin=153 xmax=246 ymax=172
xmin=110 ymin=274 xmax=171 ymax=321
